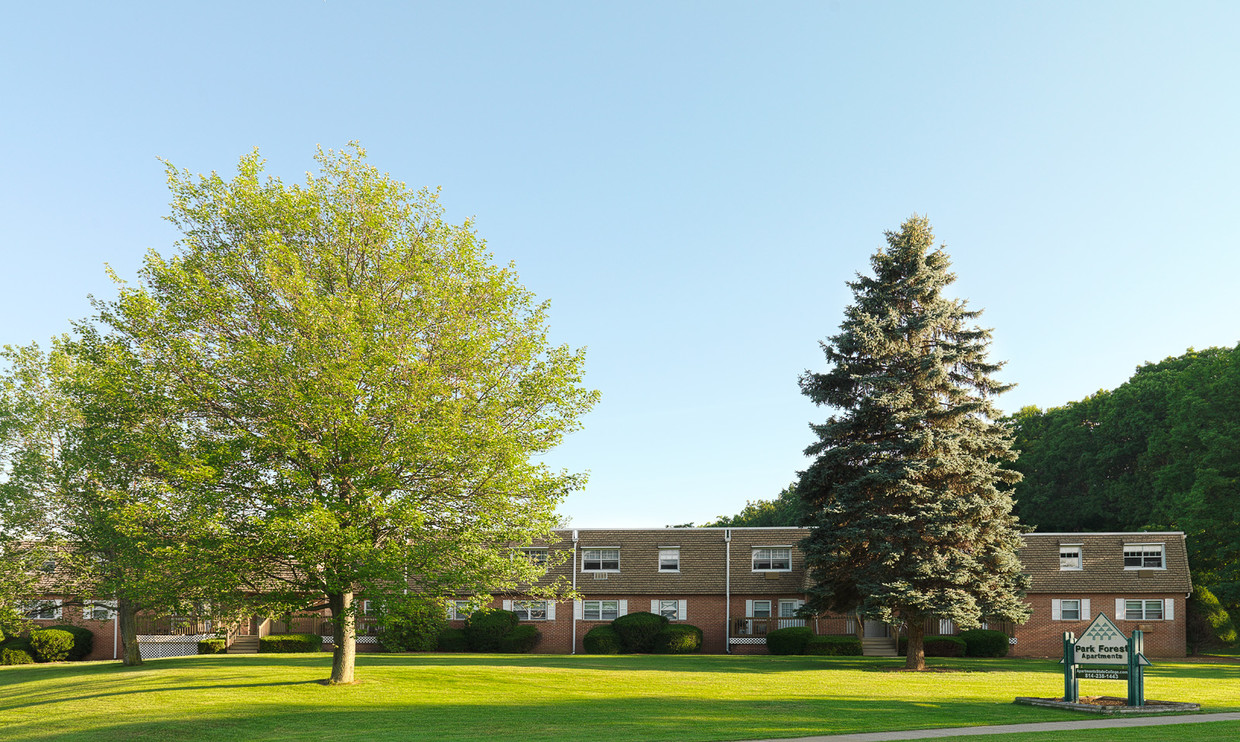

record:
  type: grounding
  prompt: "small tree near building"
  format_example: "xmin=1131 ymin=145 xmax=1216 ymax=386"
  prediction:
xmin=797 ymin=215 xmax=1030 ymax=671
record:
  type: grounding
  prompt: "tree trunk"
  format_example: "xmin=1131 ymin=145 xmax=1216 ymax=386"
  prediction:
xmin=117 ymin=597 xmax=143 ymax=667
xmin=327 ymin=590 xmax=356 ymax=684
xmin=905 ymin=619 xmax=926 ymax=671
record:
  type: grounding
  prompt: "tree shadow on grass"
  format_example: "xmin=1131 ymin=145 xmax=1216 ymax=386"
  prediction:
xmin=0 ymin=694 xmax=1097 ymax=742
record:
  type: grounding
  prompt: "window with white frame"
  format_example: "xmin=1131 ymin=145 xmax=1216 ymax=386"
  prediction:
xmin=1123 ymin=543 xmax=1164 ymax=569
xmin=657 ymin=599 xmax=680 ymax=620
xmin=450 ymin=601 xmax=472 ymax=621
xmin=752 ymin=547 xmax=791 ymax=571
xmin=751 ymin=600 xmax=772 ymax=618
xmin=512 ymin=600 xmax=548 ymax=621
xmin=582 ymin=549 xmax=620 ymax=572
xmin=1059 ymin=545 xmax=1082 ymax=570
xmin=24 ymin=599 xmax=62 ymax=620
xmin=518 ymin=547 xmax=548 ymax=566
xmin=1125 ymin=599 xmax=1165 ymax=620
xmin=582 ymin=600 xmax=619 ymax=621
xmin=1060 ymin=599 xmax=1081 ymax=621
xmin=658 ymin=548 xmax=680 ymax=572
xmin=778 ymin=600 xmax=800 ymax=618
xmin=83 ymin=600 xmax=116 ymax=621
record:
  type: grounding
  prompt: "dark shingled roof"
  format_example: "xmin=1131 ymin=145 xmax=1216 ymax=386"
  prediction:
xmin=1018 ymin=532 xmax=1192 ymax=594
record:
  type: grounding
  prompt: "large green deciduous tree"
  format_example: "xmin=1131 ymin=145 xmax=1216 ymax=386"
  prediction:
xmin=103 ymin=145 xmax=597 ymax=683
xmin=0 ymin=338 xmax=222 ymax=665
xmin=797 ymin=216 xmax=1029 ymax=670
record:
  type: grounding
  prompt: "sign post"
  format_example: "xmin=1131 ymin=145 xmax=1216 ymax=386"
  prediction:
xmin=1060 ymin=613 xmax=1150 ymax=707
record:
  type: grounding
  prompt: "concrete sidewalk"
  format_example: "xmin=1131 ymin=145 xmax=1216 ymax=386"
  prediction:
xmin=743 ymin=712 xmax=1240 ymax=741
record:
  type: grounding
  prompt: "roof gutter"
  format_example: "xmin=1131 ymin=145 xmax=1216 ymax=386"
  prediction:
xmin=571 ymin=529 xmax=579 ymax=655
xmin=724 ymin=528 xmax=731 ymax=654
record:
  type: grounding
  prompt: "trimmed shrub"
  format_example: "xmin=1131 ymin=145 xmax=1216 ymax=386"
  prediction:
xmin=959 ymin=629 xmax=1009 ymax=657
xmin=437 ymin=628 xmax=468 ymax=652
xmin=198 ymin=638 xmax=227 ymax=654
xmin=498 ymin=625 xmax=541 ymax=653
xmin=923 ymin=635 xmax=966 ymax=657
xmin=377 ymin=596 xmax=448 ymax=652
xmin=582 ymin=625 xmax=622 ymax=654
xmin=258 ymin=633 xmax=323 ymax=653
xmin=766 ymin=626 xmax=813 ymax=655
xmin=806 ymin=635 xmax=862 ymax=656
xmin=30 ymin=629 xmax=75 ymax=662
xmin=464 ymin=609 xmax=519 ymax=652
xmin=1188 ymin=584 xmax=1237 ymax=653
xmin=2 ymin=648 xmax=34 ymax=665
xmin=899 ymin=635 xmax=966 ymax=657
xmin=45 ymin=624 xmax=94 ymax=661
xmin=612 ymin=611 xmax=669 ymax=653
xmin=653 ymin=624 xmax=702 ymax=654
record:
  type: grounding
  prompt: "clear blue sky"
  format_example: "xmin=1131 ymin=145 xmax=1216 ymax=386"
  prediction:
xmin=3 ymin=2 xmax=1238 ymax=527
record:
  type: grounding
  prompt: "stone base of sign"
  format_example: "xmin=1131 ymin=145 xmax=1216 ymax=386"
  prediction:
xmin=1015 ymin=696 xmax=1201 ymax=715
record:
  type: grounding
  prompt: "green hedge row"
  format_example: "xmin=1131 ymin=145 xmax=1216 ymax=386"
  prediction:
xmin=1 ymin=625 xmax=94 ymax=663
xmin=259 ymin=633 xmax=323 ymax=653
xmin=898 ymin=630 xmax=1009 ymax=658
xmin=766 ymin=627 xmax=861 ymax=656
xmin=582 ymin=612 xmax=702 ymax=654
xmin=198 ymin=638 xmax=227 ymax=654
xmin=806 ymin=635 xmax=862 ymax=655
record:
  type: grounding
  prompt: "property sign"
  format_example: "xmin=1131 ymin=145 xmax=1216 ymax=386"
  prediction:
xmin=1078 ymin=668 xmax=1128 ymax=680
xmin=1073 ymin=614 xmax=1129 ymax=665
xmin=1059 ymin=613 xmax=1152 ymax=707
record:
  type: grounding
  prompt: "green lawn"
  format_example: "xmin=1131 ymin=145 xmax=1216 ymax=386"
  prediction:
xmin=1 ymin=653 xmax=1237 ymax=741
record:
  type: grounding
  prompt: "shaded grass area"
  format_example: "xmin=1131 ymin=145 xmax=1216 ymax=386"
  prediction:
xmin=0 ymin=654 xmax=1235 ymax=742
xmin=935 ymin=720 xmax=1240 ymax=742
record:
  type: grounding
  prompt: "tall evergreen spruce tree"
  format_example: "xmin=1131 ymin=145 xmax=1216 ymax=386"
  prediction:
xmin=797 ymin=216 xmax=1030 ymax=670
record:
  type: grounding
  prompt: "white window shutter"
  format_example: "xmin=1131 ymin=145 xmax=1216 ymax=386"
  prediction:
xmin=678 ymin=600 xmax=687 ymax=621
xmin=651 ymin=599 xmax=659 ymax=614
xmin=1115 ymin=598 xmax=1125 ymax=619
xmin=503 ymin=599 xmax=512 ymax=611
xmin=546 ymin=601 xmax=556 ymax=621
xmin=1082 ymin=599 xmax=1091 ymax=620
xmin=573 ymin=600 xmax=583 ymax=619
xmin=617 ymin=599 xmax=628 ymax=617
xmin=745 ymin=600 xmax=753 ymax=617
xmin=1165 ymin=599 xmax=1174 ymax=621
xmin=1051 ymin=599 xmax=1062 ymax=620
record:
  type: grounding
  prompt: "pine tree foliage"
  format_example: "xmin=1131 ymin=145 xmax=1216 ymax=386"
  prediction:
xmin=797 ymin=216 xmax=1029 ymax=669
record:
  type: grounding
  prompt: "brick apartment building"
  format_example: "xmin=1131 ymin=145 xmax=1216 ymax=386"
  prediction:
xmin=23 ymin=528 xmax=1192 ymax=660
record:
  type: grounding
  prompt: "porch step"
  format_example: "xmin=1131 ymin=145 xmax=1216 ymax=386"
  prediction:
xmin=228 ymin=636 xmax=260 ymax=654
xmin=861 ymin=637 xmax=898 ymax=657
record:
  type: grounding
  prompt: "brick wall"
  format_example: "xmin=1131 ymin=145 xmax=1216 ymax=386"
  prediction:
xmin=1011 ymin=593 xmax=1186 ymax=658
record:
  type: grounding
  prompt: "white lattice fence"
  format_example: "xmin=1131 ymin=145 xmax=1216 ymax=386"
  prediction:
xmin=138 ymin=634 xmax=212 ymax=659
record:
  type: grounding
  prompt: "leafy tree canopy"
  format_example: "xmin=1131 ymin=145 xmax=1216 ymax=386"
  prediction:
xmin=1008 ymin=343 xmax=1240 ymax=608
xmin=797 ymin=215 xmax=1029 ymax=670
xmin=97 ymin=144 xmax=597 ymax=682
xmin=706 ymin=484 xmax=804 ymax=527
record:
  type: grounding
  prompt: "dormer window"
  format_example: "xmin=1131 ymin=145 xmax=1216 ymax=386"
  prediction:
xmin=1059 ymin=545 xmax=1082 ymax=570
xmin=519 ymin=548 xmax=548 ymax=566
xmin=582 ymin=548 xmax=620 ymax=572
xmin=752 ymin=547 xmax=791 ymax=572
xmin=1123 ymin=543 xmax=1164 ymax=569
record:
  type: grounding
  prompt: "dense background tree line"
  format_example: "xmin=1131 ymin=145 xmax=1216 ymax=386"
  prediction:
xmin=1007 ymin=343 xmax=1240 ymax=610
xmin=712 ymin=342 xmax=1240 ymax=619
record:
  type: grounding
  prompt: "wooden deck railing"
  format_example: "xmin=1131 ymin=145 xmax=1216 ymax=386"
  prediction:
xmin=729 ymin=615 xmax=858 ymax=638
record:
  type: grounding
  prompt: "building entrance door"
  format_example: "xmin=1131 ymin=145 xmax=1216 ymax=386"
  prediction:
xmin=863 ymin=620 xmax=888 ymax=638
